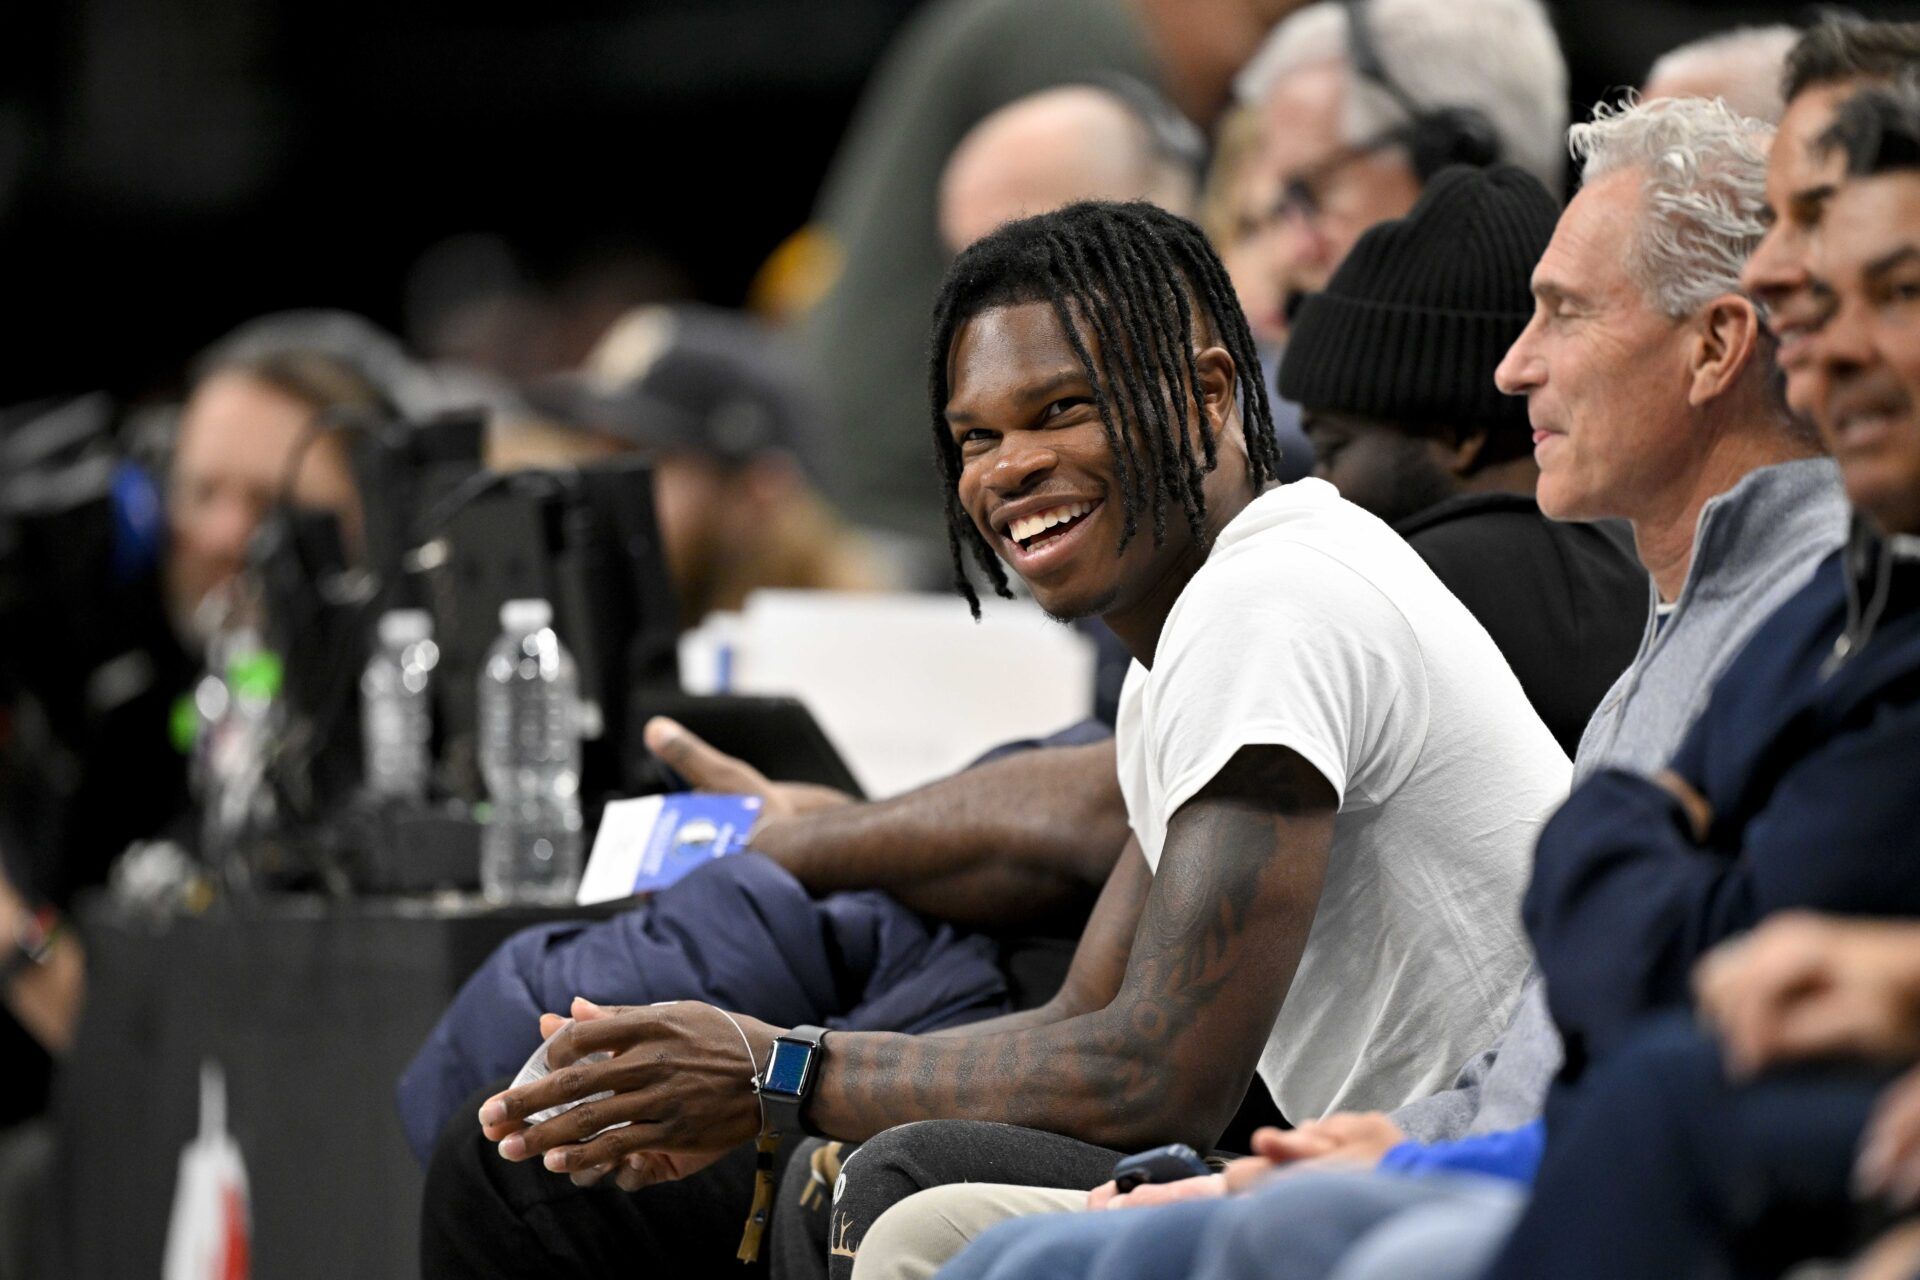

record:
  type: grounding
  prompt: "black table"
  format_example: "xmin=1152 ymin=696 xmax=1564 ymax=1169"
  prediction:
xmin=56 ymin=896 xmax=599 ymax=1280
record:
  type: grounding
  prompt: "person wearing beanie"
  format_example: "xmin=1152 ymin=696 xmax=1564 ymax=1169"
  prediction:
xmin=1279 ymin=164 xmax=1647 ymax=753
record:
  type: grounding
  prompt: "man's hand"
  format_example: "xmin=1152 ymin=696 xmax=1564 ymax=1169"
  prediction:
xmin=1695 ymin=913 xmax=1920 ymax=1077
xmin=643 ymin=717 xmax=854 ymax=833
xmin=1080 ymin=1112 xmax=1405 ymax=1211
xmin=522 ymin=1007 xmax=733 ymax=1191
xmin=1858 ymin=1064 xmax=1920 ymax=1210
xmin=1086 ymin=1172 xmax=1229 ymax=1211
xmin=478 ymin=998 xmax=777 ymax=1179
xmin=1248 ymin=1114 xmax=1405 ymax=1170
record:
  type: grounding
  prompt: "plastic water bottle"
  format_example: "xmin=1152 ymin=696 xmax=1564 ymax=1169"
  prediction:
xmin=361 ymin=609 xmax=437 ymax=801
xmin=478 ymin=599 xmax=584 ymax=903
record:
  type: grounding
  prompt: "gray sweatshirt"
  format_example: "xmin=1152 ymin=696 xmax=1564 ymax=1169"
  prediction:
xmin=1391 ymin=457 xmax=1851 ymax=1142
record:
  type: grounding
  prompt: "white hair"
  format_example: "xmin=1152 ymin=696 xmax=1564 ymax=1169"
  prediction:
xmin=1233 ymin=0 xmax=1569 ymax=190
xmin=1643 ymin=25 xmax=1798 ymax=124
xmin=1570 ymin=96 xmax=1774 ymax=317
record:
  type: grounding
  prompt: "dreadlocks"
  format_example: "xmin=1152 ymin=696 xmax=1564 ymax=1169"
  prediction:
xmin=927 ymin=200 xmax=1285 ymax=615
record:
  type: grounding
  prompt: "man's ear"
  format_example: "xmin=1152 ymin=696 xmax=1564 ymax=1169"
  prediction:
xmin=1194 ymin=346 xmax=1237 ymax=437
xmin=1687 ymin=294 xmax=1763 ymax=409
xmin=1428 ymin=424 xmax=1488 ymax=477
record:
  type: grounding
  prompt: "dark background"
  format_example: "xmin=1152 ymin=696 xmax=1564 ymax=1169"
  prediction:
xmin=6 ymin=0 xmax=1920 ymax=407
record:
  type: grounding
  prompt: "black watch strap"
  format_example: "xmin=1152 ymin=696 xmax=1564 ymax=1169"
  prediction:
xmin=757 ymin=1024 xmax=829 ymax=1138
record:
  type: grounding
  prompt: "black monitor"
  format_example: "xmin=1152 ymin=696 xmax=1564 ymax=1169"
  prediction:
xmin=425 ymin=458 xmax=681 ymax=809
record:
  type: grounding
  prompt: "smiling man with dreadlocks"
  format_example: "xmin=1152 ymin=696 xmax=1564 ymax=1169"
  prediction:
xmin=454 ymin=202 xmax=1568 ymax=1280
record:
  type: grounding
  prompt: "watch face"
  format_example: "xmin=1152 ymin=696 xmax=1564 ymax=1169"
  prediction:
xmin=763 ymin=1039 xmax=813 ymax=1097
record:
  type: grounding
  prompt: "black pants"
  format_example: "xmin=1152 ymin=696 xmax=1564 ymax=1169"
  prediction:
xmin=770 ymin=1121 xmax=1127 ymax=1280
xmin=419 ymin=1085 xmax=807 ymax=1279
xmin=1485 ymin=1014 xmax=1896 ymax=1280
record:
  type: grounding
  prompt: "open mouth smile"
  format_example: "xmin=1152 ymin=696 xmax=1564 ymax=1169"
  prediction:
xmin=1831 ymin=403 xmax=1910 ymax=451
xmin=998 ymin=499 xmax=1104 ymax=573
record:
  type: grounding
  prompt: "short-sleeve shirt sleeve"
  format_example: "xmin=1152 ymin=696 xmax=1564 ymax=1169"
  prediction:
xmin=1124 ymin=540 xmax=1432 ymax=865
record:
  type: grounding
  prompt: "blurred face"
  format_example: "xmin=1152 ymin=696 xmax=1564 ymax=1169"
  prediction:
xmin=1742 ymin=83 xmax=1853 ymax=415
xmin=648 ymin=451 xmax=731 ymax=601
xmin=945 ymin=301 xmax=1244 ymax=624
xmin=1495 ymin=170 xmax=1695 ymax=522
xmin=1302 ymin=410 xmax=1459 ymax=526
xmin=1256 ymin=62 xmax=1424 ymax=339
xmin=1803 ymin=173 xmax=1920 ymax=536
xmin=1218 ymin=163 xmax=1290 ymax=347
xmin=165 ymin=370 xmax=360 ymax=644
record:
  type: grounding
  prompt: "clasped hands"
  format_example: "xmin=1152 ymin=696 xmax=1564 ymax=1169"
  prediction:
xmin=478 ymin=997 xmax=783 ymax=1191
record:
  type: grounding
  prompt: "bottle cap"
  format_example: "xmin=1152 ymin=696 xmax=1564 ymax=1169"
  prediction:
xmin=378 ymin=609 xmax=434 ymax=647
xmin=500 ymin=599 xmax=554 ymax=633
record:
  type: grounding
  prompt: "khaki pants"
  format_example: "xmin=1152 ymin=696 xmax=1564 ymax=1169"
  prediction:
xmin=850 ymin=1184 xmax=1085 ymax=1280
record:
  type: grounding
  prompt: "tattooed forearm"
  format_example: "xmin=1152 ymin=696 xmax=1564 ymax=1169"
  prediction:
xmin=808 ymin=746 xmax=1335 ymax=1151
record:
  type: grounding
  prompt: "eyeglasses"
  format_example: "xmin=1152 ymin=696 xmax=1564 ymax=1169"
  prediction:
xmin=1264 ymin=130 xmax=1406 ymax=230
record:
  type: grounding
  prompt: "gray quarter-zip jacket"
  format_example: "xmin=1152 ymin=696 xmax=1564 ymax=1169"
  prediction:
xmin=1392 ymin=456 xmax=1851 ymax=1142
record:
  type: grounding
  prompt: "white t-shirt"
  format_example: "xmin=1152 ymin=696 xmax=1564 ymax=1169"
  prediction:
xmin=1115 ymin=479 xmax=1568 ymax=1122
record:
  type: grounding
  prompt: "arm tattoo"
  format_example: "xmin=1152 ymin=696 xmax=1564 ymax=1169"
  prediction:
xmin=809 ymin=746 xmax=1335 ymax=1150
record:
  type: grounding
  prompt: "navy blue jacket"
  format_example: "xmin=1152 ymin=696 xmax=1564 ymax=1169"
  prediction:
xmin=395 ymin=853 xmax=1010 ymax=1163
xmin=1525 ymin=532 xmax=1920 ymax=1075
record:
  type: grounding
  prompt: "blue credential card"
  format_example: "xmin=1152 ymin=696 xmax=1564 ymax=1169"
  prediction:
xmin=577 ymin=792 xmax=764 ymax=903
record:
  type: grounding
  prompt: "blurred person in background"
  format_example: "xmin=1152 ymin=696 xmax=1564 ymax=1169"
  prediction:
xmin=0 ymin=860 xmax=85 ymax=1280
xmin=1232 ymin=0 xmax=1566 ymax=346
xmin=513 ymin=303 xmax=892 ymax=628
xmin=0 ymin=315 xmax=397 ymax=1279
xmin=1 ymin=318 xmax=391 ymax=911
xmin=937 ymin=82 xmax=1202 ymax=253
xmin=164 ymin=344 xmax=379 ymax=646
xmin=403 ymin=235 xmax=693 ymax=385
xmin=1199 ymin=106 xmax=1286 ymax=350
xmin=1192 ymin=103 xmax=1320 ymax=480
xmin=1218 ymin=0 xmax=1567 ymax=492
xmin=1641 ymin=23 xmax=1798 ymax=123
xmin=793 ymin=0 xmax=1302 ymax=553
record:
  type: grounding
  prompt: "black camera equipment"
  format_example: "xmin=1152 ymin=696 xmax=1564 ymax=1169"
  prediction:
xmin=0 ymin=395 xmax=190 ymax=900
xmin=0 ymin=395 xmax=166 ymax=706
xmin=201 ymin=407 xmax=682 ymax=895
xmin=229 ymin=411 xmax=490 ymax=887
xmin=422 ymin=456 xmax=681 ymax=811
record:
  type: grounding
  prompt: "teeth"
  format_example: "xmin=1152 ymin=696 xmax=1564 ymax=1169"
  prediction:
xmin=1838 ymin=410 xmax=1901 ymax=434
xmin=1009 ymin=501 xmax=1092 ymax=546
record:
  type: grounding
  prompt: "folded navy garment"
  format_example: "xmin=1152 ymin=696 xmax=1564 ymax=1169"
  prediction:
xmin=395 ymin=852 xmax=1010 ymax=1164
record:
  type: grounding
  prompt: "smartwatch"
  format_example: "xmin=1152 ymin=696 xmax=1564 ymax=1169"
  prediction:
xmin=756 ymin=1025 xmax=829 ymax=1138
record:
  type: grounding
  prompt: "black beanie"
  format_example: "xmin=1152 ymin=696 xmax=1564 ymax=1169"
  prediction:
xmin=1278 ymin=163 xmax=1559 ymax=437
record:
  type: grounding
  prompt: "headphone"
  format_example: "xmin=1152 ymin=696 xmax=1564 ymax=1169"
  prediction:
xmin=1079 ymin=72 xmax=1209 ymax=190
xmin=1342 ymin=0 xmax=1503 ymax=181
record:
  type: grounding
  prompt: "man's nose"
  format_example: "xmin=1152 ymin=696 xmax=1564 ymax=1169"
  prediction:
xmin=1813 ymin=293 xmax=1874 ymax=374
xmin=1740 ymin=229 xmax=1804 ymax=310
xmin=1495 ymin=322 xmax=1544 ymax=396
xmin=985 ymin=430 xmax=1059 ymax=494
xmin=196 ymin=491 xmax=264 ymax=563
